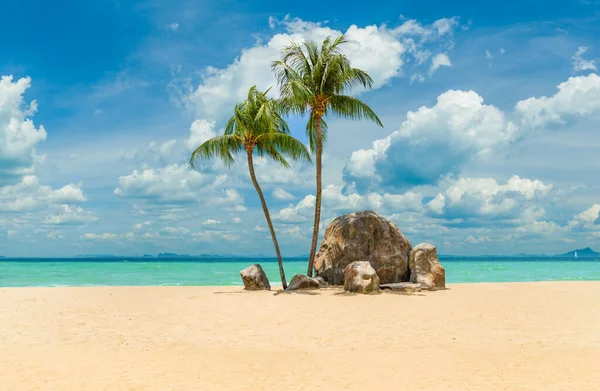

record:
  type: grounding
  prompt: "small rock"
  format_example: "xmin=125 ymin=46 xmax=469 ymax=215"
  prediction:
xmin=240 ymin=264 xmax=270 ymax=290
xmin=380 ymin=282 xmax=423 ymax=292
xmin=343 ymin=261 xmax=380 ymax=294
xmin=314 ymin=276 xmax=328 ymax=288
xmin=409 ymin=243 xmax=446 ymax=291
xmin=286 ymin=274 xmax=321 ymax=291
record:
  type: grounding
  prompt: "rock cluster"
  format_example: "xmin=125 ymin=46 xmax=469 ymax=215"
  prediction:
xmin=315 ymin=210 xmax=446 ymax=291
xmin=239 ymin=211 xmax=446 ymax=294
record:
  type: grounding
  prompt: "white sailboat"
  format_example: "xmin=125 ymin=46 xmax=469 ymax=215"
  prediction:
xmin=574 ymin=250 xmax=578 ymax=259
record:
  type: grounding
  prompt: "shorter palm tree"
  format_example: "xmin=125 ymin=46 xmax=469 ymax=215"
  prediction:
xmin=190 ymin=86 xmax=311 ymax=289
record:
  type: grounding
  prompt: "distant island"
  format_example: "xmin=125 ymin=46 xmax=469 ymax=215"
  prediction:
xmin=555 ymin=247 xmax=600 ymax=258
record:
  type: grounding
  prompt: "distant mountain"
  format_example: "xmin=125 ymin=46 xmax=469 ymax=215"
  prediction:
xmin=555 ymin=247 xmax=600 ymax=258
xmin=75 ymin=254 xmax=119 ymax=258
xmin=157 ymin=253 xmax=191 ymax=258
xmin=141 ymin=254 xmax=154 ymax=258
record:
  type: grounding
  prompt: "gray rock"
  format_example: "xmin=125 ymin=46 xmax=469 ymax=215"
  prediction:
xmin=343 ymin=261 xmax=380 ymax=294
xmin=314 ymin=210 xmax=412 ymax=285
xmin=380 ymin=282 xmax=423 ymax=292
xmin=285 ymin=274 xmax=321 ymax=291
xmin=409 ymin=243 xmax=446 ymax=291
xmin=239 ymin=264 xmax=270 ymax=290
xmin=314 ymin=276 xmax=328 ymax=288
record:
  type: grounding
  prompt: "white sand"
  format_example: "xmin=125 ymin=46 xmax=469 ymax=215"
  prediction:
xmin=1 ymin=282 xmax=599 ymax=390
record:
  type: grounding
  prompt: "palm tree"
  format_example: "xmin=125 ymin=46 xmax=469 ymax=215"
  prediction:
xmin=190 ymin=86 xmax=311 ymax=289
xmin=272 ymin=35 xmax=383 ymax=277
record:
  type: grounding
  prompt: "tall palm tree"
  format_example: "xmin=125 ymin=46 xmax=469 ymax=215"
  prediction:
xmin=272 ymin=35 xmax=383 ymax=277
xmin=190 ymin=86 xmax=311 ymax=289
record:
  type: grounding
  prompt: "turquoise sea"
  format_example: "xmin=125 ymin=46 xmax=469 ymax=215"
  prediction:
xmin=1 ymin=257 xmax=599 ymax=287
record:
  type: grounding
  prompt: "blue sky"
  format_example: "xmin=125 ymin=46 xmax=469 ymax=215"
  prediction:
xmin=1 ymin=0 xmax=600 ymax=257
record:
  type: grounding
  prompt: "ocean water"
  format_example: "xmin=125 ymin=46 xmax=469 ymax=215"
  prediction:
xmin=0 ymin=257 xmax=599 ymax=287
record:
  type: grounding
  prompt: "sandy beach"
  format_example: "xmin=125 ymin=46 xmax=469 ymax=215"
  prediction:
xmin=1 ymin=282 xmax=599 ymax=391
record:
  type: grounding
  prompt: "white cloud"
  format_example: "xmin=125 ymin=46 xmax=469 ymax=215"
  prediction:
xmin=44 ymin=204 xmax=98 ymax=226
xmin=0 ymin=175 xmax=86 ymax=212
xmin=192 ymin=230 xmax=240 ymax=242
xmin=0 ymin=76 xmax=47 ymax=184
xmin=345 ymin=90 xmax=517 ymax=189
xmin=572 ymin=47 xmax=597 ymax=73
xmin=465 ymin=235 xmax=491 ymax=244
xmin=81 ymin=233 xmax=119 ymax=240
xmin=569 ymin=204 xmax=600 ymax=229
xmin=272 ymin=187 xmax=295 ymax=201
xmin=275 ymin=185 xmax=423 ymax=223
xmin=185 ymin=119 xmax=217 ymax=152
xmin=203 ymin=219 xmax=220 ymax=225
xmin=114 ymin=164 xmax=208 ymax=204
xmin=515 ymin=73 xmax=600 ymax=128
xmin=161 ymin=226 xmax=191 ymax=235
xmin=121 ymin=139 xmax=179 ymax=168
xmin=276 ymin=194 xmax=316 ymax=222
xmin=429 ymin=53 xmax=452 ymax=75
xmin=232 ymin=217 xmax=241 ymax=223
xmin=179 ymin=17 xmax=459 ymax=121
xmin=168 ymin=22 xmax=180 ymax=32
xmin=427 ymin=176 xmax=552 ymax=222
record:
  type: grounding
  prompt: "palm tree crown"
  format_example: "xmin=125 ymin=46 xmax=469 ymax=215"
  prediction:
xmin=190 ymin=86 xmax=310 ymax=169
xmin=271 ymin=34 xmax=383 ymax=151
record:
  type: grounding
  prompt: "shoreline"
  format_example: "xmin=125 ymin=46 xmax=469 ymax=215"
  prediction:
xmin=1 ymin=279 xmax=599 ymax=289
xmin=2 ymin=281 xmax=599 ymax=390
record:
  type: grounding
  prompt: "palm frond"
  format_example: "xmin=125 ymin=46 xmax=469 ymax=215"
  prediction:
xmin=189 ymin=135 xmax=244 ymax=169
xmin=256 ymin=132 xmax=312 ymax=164
xmin=328 ymin=94 xmax=383 ymax=127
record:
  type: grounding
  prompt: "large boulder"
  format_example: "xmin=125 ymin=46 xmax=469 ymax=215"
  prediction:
xmin=285 ymin=274 xmax=322 ymax=291
xmin=240 ymin=264 xmax=271 ymax=290
xmin=409 ymin=243 xmax=446 ymax=291
xmin=314 ymin=210 xmax=412 ymax=284
xmin=343 ymin=261 xmax=380 ymax=294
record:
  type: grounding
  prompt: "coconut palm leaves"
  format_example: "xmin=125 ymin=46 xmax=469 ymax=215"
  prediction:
xmin=190 ymin=86 xmax=311 ymax=289
xmin=272 ymin=34 xmax=383 ymax=277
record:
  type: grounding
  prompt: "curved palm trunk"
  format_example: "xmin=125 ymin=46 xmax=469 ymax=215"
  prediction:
xmin=307 ymin=117 xmax=323 ymax=277
xmin=246 ymin=149 xmax=288 ymax=289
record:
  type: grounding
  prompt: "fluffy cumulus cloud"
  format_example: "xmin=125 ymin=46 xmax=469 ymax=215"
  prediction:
xmin=569 ymin=204 xmax=600 ymax=230
xmin=345 ymin=90 xmax=517 ymax=190
xmin=515 ymin=73 xmax=600 ymax=129
xmin=43 ymin=205 xmax=98 ymax=226
xmin=426 ymin=176 xmax=552 ymax=224
xmin=0 ymin=175 xmax=85 ymax=212
xmin=0 ymin=76 xmax=47 ymax=184
xmin=114 ymin=164 xmax=246 ymax=218
xmin=275 ymin=185 xmax=423 ymax=223
xmin=114 ymin=164 xmax=209 ymax=204
xmin=0 ymin=75 xmax=95 ymax=241
xmin=185 ymin=119 xmax=217 ymax=152
xmin=177 ymin=16 xmax=460 ymax=121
